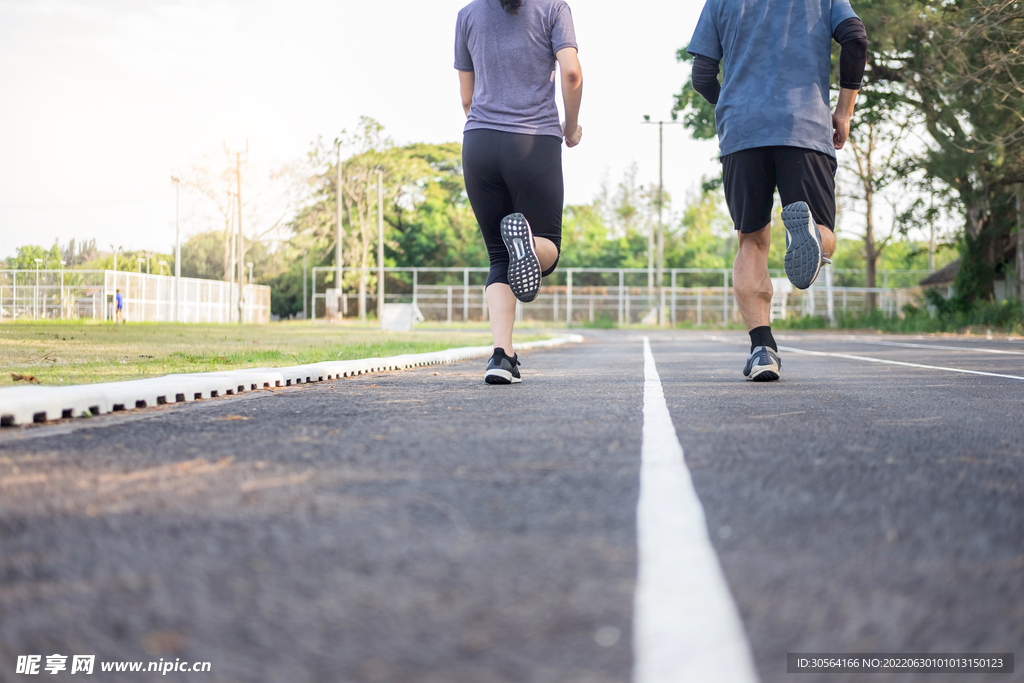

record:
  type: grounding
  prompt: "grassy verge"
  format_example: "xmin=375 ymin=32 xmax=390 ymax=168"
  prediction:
xmin=775 ymin=298 xmax=1024 ymax=335
xmin=0 ymin=321 xmax=548 ymax=387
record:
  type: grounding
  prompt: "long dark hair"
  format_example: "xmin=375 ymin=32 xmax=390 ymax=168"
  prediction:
xmin=500 ymin=0 xmax=522 ymax=14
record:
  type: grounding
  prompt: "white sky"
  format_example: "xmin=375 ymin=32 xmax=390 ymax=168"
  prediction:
xmin=0 ymin=0 xmax=724 ymax=260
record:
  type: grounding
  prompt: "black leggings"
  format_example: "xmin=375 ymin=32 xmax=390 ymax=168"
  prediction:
xmin=462 ymin=129 xmax=563 ymax=288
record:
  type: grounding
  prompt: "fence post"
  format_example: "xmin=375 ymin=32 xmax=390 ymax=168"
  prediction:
xmin=660 ymin=284 xmax=667 ymax=327
xmin=697 ymin=288 xmax=702 ymax=325
xmin=722 ymin=270 xmax=729 ymax=326
xmin=826 ymin=264 xmax=835 ymax=327
xmin=553 ymin=287 xmax=558 ymax=322
xmin=625 ymin=279 xmax=631 ymax=323
xmin=310 ymin=268 xmax=316 ymax=322
xmin=618 ymin=270 xmax=624 ymax=325
xmin=566 ymin=269 xmax=573 ymax=325
xmin=670 ymin=270 xmax=677 ymax=326
xmin=447 ymin=286 xmax=453 ymax=324
xmin=463 ymin=268 xmax=469 ymax=321
xmin=412 ymin=268 xmax=418 ymax=309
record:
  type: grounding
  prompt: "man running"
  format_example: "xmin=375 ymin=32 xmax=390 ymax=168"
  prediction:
xmin=115 ymin=289 xmax=124 ymax=324
xmin=688 ymin=0 xmax=867 ymax=381
xmin=455 ymin=0 xmax=583 ymax=384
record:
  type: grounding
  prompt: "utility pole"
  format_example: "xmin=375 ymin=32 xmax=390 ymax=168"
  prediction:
xmin=225 ymin=140 xmax=248 ymax=323
xmin=34 ymin=258 xmax=41 ymax=320
xmin=59 ymin=260 xmax=65 ymax=319
xmin=928 ymin=190 xmax=935 ymax=273
xmin=642 ymin=115 xmax=681 ymax=326
xmin=1016 ymin=183 xmax=1024 ymax=307
xmin=171 ymin=176 xmax=181 ymax=322
xmin=377 ymin=169 xmax=384 ymax=321
xmin=302 ymin=251 xmax=308 ymax=320
xmin=336 ymin=142 xmax=346 ymax=317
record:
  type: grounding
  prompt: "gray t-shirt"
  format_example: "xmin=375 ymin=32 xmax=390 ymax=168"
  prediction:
xmin=688 ymin=0 xmax=859 ymax=158
xmin=455 ymin=0 xmax=577 ymax=139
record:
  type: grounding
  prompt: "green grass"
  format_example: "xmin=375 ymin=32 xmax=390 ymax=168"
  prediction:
xmin=775 ymin=297 xmax=1024 ymax=335
xmin=0 ymin=321 xmax=548 ymax=387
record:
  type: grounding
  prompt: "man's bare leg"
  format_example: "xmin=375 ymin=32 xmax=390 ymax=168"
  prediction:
xmin=734 ymin=222 xmax=832 ymax=327
xmin=734 ymin=225 xmax=773 ymax=330
xmin=487 ymin=236 xmax=559 ymax=356
xmin=819 ymin=223 xmax=835 ymax=259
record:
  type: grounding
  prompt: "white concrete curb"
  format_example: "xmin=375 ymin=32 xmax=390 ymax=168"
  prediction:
xmin=0 ymin=335 xmax=584 ymax=427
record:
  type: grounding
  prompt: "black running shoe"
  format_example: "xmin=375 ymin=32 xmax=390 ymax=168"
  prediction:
xmin=782 ymin=201 xmax=824 ymax=290
xmin=484 ymin=348 xmax=522 ymax=384
xmin=742 ymin=346 xmax=781 ymax=382
xmin=501 ymin=213 xmax=542 ymax=303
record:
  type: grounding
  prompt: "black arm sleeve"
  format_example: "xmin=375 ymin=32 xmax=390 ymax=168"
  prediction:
xmin=834 ymin=17 xmax=868 ymax=90
xmin=691 ymin=53 xmax=721 ymax=105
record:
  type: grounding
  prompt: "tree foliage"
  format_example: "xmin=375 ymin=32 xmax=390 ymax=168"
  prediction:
xmin=862 ymin=0 xmax=1024 ymax=304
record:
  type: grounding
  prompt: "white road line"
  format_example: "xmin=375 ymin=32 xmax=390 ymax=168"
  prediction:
xmin=833 ymin=339 xmax=1024 ymax=356
xmin=777 ymin=345 xmax=1024 ymax=382
xmin=634 ymin=337 xmax=759 ymax=683
xmin=707 ymin=335 xmax=1024 ymax=382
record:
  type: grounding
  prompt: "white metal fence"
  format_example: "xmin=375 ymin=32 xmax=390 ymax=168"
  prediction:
xmin=309 ymin=266 xmax=923 ymax=326
xmin=0 ymin=270 xmax=271 ymax=324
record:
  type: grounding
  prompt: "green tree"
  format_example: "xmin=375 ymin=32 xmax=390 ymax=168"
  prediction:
xmin=5 ymin=243 xmax=63 ymax=270
xmin=862 ymin=0 xmax=1024 ymax=305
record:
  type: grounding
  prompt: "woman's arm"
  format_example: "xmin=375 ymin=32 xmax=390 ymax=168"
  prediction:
xmin=459 ymin=71 xmax=475 ymax=118
xmin=555 ymin=47 xmax=583 ymax=147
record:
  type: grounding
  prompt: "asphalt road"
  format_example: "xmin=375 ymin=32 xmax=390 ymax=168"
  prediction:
xmin=0 ymin=330 xmax=1021 ymax=683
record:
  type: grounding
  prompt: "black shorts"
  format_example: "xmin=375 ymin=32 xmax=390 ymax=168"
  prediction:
xmin=722 ymin=146 xmax=838 ymax=233
xmin=462 ymin=128 xmax=563 ymax=287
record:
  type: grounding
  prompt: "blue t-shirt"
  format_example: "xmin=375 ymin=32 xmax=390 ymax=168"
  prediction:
xmin=688 ymin=0 xmax=858 ymax=158
xmin=115 ymin=292 xmax=123 ymax=309
xmin=455 ymin=0 xmax=577 ymax=139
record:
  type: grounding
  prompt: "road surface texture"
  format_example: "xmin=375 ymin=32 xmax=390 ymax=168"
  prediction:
xmin=0 ymin=330 xmax=1021 ymax=683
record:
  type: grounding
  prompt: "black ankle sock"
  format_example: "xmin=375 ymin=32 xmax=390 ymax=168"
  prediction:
xmin=749 ymin=326 xmax=777 ymax=352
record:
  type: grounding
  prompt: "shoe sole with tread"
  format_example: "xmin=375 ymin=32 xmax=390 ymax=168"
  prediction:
xmin=500 ymin=213 xmax=542 ymax=303
xmin=782 ymin=201 xmax=823 ymax=290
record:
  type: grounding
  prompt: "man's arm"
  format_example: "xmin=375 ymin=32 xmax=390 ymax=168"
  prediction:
xmin=832 ymin=88 xmax=857 ymax=149
xmin=459 ymin=71 xmax=475 ymax=118
xmin=691 ymin=53 xmax=721 ymax=105
xmin=832 ymin=17 xmax=868 ymax=149
xmin=556 ymin=47 xmax=583 ymax=147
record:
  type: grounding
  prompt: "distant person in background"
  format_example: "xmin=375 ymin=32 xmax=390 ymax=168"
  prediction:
xmin=455 ymin=0 xmax=583 ymax=384
xmin=115 ymin=289 xmax=124 ymax=324
xmin=688 ymin=0 xmax=867 ymax=381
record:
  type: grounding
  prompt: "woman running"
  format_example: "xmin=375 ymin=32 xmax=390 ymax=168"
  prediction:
xmin=454 ymin=0 xmax=583 ymax=384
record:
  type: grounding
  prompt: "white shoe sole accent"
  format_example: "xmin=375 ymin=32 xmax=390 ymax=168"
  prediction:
xmin=484 ymin=368 xmax=521 ymax=384
xmin=745 ymin=363 xmax=780 ymax=381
